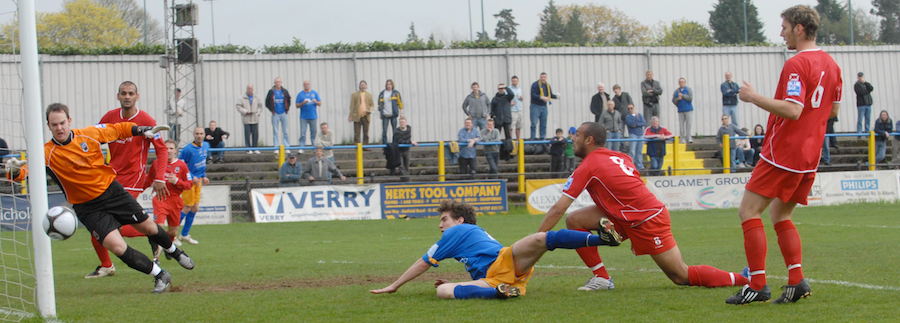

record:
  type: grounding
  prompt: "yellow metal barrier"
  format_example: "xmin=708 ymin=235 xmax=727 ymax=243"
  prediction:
xmin=672 ymin=136 xmax=679 ymax=176
xmin=357 ymin=143 xmax=364 ymax=184
xmin=19 ymin=152 xmax=26 ymax=194
xmin=518 ymin=139 xmax=525 ymax=193
xmin=723 ymin=134 xmax=730 ymax=174
xmin=868 ymin=131 xmax=876 ymax=171
xmin=438 ymin=141 xmax=445 ymax=182
xmin=278 ymin=145 xmax=285 ymax=167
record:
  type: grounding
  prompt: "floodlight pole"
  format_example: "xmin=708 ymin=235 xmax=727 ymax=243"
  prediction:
xmin=205 ymin=0 xmax=217 ymax=46
xmin=849 ymin=0 xmax=854 ymax=45
xmin=18 ymin=0 xmax=56 ymax=318
xmin=143 ymin=0 xmax=148 ymax=44
xmin=468 ymin=0 xmax=473 ymax=41
xmin=480 ymin=0 xmax=485 ymax=41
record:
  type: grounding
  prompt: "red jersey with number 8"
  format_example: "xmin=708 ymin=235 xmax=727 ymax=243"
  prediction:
xmin=562 ymin=148 xmax=665 ymax=227
xmin=761 ymin=49 xmax=842 ymax=173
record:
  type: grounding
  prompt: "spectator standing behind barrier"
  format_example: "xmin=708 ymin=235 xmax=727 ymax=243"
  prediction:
xmin=612 ymin=84 xmax=634 ymax=146
xmin=599 ymin=100 xmax=623 ymax=152
xmin=721 ymin=72 xmax=740 ymax=125
xmin=279 ymin=154 xmax=302 ymax=187
xmin=565 ymin=127 xmax=576 ymax=172
xmin=458 ymin=119 xmax=481 ymax=176
xmin=166 ymin=88 xmax=185 ymax=142
xmin=874 ymin=110 xmax=892 ymax=163
xmin=265 ymin=77 xmax=291 ymax=154
xmin=393 ymin=116 xmax=417 ymax=182
xmin=378 ymin=80 xmax=403 ymax=145
xmin=296 ymin=80 xmax=322 ymax=152
xmin=304 ymin=147 xmax=345 ymax=185
xmin=549 ymin=128 xmax=567 ymax=177
xmin=626 ymin=105 xmax=647 ymax=170
xmin=236 ymin=84 xmax=263 ymax=154
xmin=462 ymin=82 xmax=490 ymax=133
xmin=481 ymin=119 xmax=501 ymax=176
xmin=715 ymin=115 xmax=749 ymax=168
xmin=508 ymin=76 xmax=525 ymax=140
xmin=854 ymin=72 xmax=874 ymax=137
xmin=530 ymin=73 xmax=559 ymax=139
xmin=750 ymin=124 xmax=765 ymax=166
xmin=672 ymin=78 xmax=694 ymax=144
xmin=204 ymin=121 xmax=229 ymax=163
xmin=643 ymin=117 xmax=674 ymax=176
xmin=640 ymin=70 xmax=663 ymax=119
xmin=490 ymin=84 xmax=514 ymax=140
xmin=349 ymin=80 xmax=375 ymax=150
xmin=315 ymin=123 xmax=334 ymax=164
xmin=590 ymin=83 xmax=611 ymax=123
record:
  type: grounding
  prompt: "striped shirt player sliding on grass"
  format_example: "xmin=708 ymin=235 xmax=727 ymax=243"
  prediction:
xmin=6 ymin=103 xmax=195 ymax=293
xmin=727 ymin=5 xmax=842 ymax=305
xmin=539 ymin=122 xmax=749 ymax=292
xmin=370 ymin=199 xmax=621 ymax=299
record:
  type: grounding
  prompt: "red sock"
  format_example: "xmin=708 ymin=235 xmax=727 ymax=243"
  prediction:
xmin=91 ymin=235 xmax=113 ymax=268
xmin=573 ymin=228 xmax=610 ymax=279
xmin=688 ymin=265 xmax=749 ymax=287
xmin=774 ymin=220 xmax=803 ymax=285
xmin=119 ymin=225 xmax=145 ymax=238
xmin=742 ymin=218 xmax=767 ymax=290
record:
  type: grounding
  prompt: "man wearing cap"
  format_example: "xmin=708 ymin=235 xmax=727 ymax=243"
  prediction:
xmin=854 ymin=72 xmax=874 ymax=137
xmin=279 ymin=153 xmax=302 ymax=187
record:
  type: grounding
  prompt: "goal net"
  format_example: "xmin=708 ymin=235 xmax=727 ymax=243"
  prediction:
xmin=0 ymin=22 xmax=37 ymax=322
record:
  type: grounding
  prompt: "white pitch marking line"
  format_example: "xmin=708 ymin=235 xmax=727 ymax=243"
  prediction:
xmin=533 ymin=265 xmax=900 ymax=291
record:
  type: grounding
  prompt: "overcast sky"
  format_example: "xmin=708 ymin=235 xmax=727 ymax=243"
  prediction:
xmin=0 ymin=0 xmax=875 ymax=48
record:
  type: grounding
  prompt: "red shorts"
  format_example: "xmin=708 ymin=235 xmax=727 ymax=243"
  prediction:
xmin=152 ymin=197 xmax=184 ymax=227
xmin=608 ymin=209 xmax=676 ymax=256
xmin=745 ymin=160 xmax=816 ymax=205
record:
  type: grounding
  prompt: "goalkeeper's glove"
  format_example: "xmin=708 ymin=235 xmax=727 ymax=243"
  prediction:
xmin=5 ymin=157 xmax=27 ymax=174
xmin=135 ymin=125 xmax=170 ymax=139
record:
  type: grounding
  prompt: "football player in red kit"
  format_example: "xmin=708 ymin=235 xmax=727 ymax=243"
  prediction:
xmin=85 ymin=81 xmax=171 ymax=279
xmin=144 ymin=139 xmax=192 ymax=262
xmin=727 ymin=5 xmax=842 ymax=305
xmin=538 ymin=122 xmax=749 ymax=291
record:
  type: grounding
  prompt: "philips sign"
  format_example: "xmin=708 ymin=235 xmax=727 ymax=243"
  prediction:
xmin=841 ymin=179 xmax=878 ymax=191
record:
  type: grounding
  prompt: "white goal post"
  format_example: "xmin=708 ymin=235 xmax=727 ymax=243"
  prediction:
xmin=17 ymin=0 xmax=55 ymax=318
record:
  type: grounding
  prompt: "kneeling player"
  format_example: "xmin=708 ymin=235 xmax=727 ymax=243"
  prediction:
xmin=370 ymin=200 xmax=618 ymax=299
xmin=143 ymin=139 xmax=193 ymax=261
xmin=9 ymin=103 xmax=195 ymax=293
xmin=538 ymin=122 xmax=748 ymax=291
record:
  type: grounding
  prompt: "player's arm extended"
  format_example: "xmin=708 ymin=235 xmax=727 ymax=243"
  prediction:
xmin=150 ymin=136 xmax=168 ymax=183
xmin=538 ymin=195 xmax=574 ymax=232
xmin=739 ymin=80 xmax=802 ymax=120
xmin=370 ymin=258 xmax=431 ymax=294
xmin=829 ymin=103 xmax=840 ymax=119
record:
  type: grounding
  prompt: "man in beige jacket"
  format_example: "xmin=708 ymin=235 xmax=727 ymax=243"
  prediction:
xmin=349 ymin=80 xmax=375 ymax=150
xmin=237 ymin=84 xmax=264 ymax=154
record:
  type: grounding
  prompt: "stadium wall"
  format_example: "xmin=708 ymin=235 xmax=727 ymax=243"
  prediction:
xmin=2 ymin=46 xmax=898 ymax=150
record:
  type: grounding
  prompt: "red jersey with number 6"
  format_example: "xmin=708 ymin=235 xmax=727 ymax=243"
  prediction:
xmin=761 ymin=49 xmax=842 ymax=173
xmin=561 ymin=148 xmax=665 ymax=227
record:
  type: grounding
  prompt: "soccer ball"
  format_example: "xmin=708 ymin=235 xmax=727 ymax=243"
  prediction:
xmin=43 ymin=206 xmax=78 ymax=241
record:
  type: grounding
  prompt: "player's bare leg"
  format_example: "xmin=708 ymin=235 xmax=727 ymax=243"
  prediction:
xmin=100 ymin=229 xmax=171 ymax=293
xmin=768 ymin=198 xmax=810 ymax=303
xmin=727 ymin=190 xmax=776 ymax=304
xmin=133 ymin=217 xmax=194 ymax=270
xmin=564 ymin=206 xmax=615 ymax=290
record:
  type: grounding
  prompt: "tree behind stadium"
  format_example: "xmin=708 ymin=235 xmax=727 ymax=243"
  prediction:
xmin=708 ymin=0 xmax=766 ymax=44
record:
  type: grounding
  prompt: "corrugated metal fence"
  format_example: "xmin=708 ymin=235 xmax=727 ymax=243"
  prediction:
xmin=2 ymin=46 xmax=898 ymax=150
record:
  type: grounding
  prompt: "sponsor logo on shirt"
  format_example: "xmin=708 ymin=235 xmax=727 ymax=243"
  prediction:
xmin=563 ymin=176 xmax=573 ymax=191
xmin=80 ymin=142 xmax=89 ymax=152
xmin=787 ymin=73 xmax=801 ymax=96
xmin=93 ymin=124 xmax=107 ymax=129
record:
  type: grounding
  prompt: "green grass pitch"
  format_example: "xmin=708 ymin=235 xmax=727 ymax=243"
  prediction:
xmin=26 ymin=203 xmax=900 ymax=322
